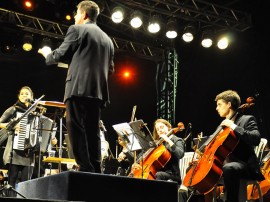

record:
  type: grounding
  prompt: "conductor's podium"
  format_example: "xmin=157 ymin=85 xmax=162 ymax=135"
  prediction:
xmin=16 ymin=171 xmax=179 ymax=202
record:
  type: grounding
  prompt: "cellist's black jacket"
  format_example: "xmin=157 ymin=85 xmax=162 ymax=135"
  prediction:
xmin=158 ymin=135 xmax=185 ymax=182
xmin=226 ymin=114 xmax=264 ymax=181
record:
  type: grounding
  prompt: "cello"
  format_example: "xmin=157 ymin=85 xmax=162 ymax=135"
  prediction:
xmin=247 ymin=151 xmax=270 ymax=200
xmin=129 ymin=122 xmax=185 ymax=179
xmin=183 ymin=97 xmax=255 ymax=194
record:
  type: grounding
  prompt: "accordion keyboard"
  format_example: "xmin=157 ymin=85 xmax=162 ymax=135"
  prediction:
xmin=13 ymin=112 xmax=38 ymax=151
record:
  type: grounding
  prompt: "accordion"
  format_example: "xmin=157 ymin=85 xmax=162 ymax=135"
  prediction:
xmin=13 ymin=112 xmax=56 ymax=153
xmin=13 ymin=112 xmax=39 ymax=151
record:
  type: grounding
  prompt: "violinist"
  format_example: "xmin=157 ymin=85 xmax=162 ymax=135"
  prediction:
xmin=206 ymin=90 xmax=264 ymax=202
xmin=116 ymin=135 xmax=137 ymax=176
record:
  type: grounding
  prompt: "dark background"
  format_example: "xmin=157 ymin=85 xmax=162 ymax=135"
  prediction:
xmin=0 ymin=0 xmax=269 ymax=156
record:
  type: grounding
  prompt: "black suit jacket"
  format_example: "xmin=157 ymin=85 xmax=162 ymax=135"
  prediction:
xmin=46 ymin=22 xmax=114 ymax=106
xmin=227 ymin=114 xmax=264 ymax=181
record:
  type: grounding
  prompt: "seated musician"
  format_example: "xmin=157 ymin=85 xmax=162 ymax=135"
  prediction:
xmin=116 ymin=135 xmax=136 ymax=176
xmin=0 ymin=86 xmax=37 ymax=196
xmin=205 ymin=90 xmax=264 ymax=202
xmin=130 ymin=119 xmax=188 ymax=202
xmin=152 ymin=119 xmax=185 ymax=183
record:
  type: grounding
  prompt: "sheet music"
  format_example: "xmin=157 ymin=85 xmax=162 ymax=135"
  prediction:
xmin=112 ymin=122 xmax=141 ymax=152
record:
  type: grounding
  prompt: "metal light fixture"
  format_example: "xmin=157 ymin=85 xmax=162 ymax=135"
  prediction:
xmin=22 ymin=0 xmax=35 ymax=11
xmin=201 ymin=30 xmax=213 ymax=48
xmin=148 ymin=15 xmax=161 ymax=34
xmin=166 ymin=18 xmax=178 ymax=39
xmin=217 ymin=37 xmax=229 ymax=50
xmin=182 ymin=25 xmax=195 ymax=43
xmin=40 ymin=38 xmax=52 ymax=55
xmin=22 ymin=33 xmax=33 ymax=51
xmin=0 ymin=42 xmax=16 ymax=55
xmin=111 ymin=6 xmax=124 ymax=23
xmin=130 ymin=10 xmax=143 ymax=29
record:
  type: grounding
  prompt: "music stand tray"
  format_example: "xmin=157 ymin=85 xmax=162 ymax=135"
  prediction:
xmin=112 ymin=123 xmax=142 ymax=152
xmin=113 ymin=120 xmax=156 ymax=153
xmin=129 ymin=119 xmax=156 ymax=151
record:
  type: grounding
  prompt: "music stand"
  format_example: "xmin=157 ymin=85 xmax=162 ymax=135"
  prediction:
xmin=112 ymin=122 xmax=142 ymax=152
xmin=38 ymin=101 xmax=66 ymax=158
xmin=113 ymin=120 xmax=156 ymax=178
xmin=129 ymin=119 xmax=156 ymax=150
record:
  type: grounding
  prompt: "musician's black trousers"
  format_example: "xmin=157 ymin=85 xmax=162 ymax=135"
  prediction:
xmin=223 ymin=161 xmax=249 ymax=202
xmin=8 ymin=164 xmax=34 ymax=188
xmin=66 ymin=97 xmax=102 ymax=173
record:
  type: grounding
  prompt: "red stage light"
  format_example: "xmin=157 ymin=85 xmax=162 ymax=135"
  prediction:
xmin=23 ymin=0 xmax=34 ymax=11
xmin=123 ymin=71 xmax=131 ymax=78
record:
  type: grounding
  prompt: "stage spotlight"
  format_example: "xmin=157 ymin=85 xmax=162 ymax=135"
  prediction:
xmin=166 ymin=18 xmax=178 ymax=39
xmin=130 ymin=10 xmax=143 ymax=29
xmin=0 ymin=43 xmax=16 ymax=55
xmin=201 ymin=30 xmax=213 ymax=48
xmin=65 ymin=14 xmax=72 ymax=21
xmin=22 ymin=34 xmax=33 ymax=51
xmin=120 ymin=69 xmax=135 ymax=82
xmin=217 ymin=37 xmax=229 ymax=50
xmin=182 ymin=25 xmax=195 ymax=43
xmin=40 ymin=38 xmax=52 ymax=55
xmin=148 ymin=15 xmax=161 ymax=34
xmin=111 ymin=7 xmax=124 ymax=23
xmin=123 ymin=71 xmax=131 ymax=78
xmin=23 ymin=0 xmax=34 ymax=11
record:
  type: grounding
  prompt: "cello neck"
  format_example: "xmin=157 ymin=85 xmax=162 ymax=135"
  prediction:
xmin=198 ymin=110 xmax=239 ymax=152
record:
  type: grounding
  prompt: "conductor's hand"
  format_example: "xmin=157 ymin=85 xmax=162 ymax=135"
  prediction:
xmin=38 ymin=47 xmax=52 ymax=59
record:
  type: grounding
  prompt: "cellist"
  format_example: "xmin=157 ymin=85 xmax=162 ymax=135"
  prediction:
xmin=130 ymin=119 xmax=187 ymax=201
xmin=205 ymin=90 xmax=264 ymax=202
xmin=152 ymin=119 xmax=185 ymax=184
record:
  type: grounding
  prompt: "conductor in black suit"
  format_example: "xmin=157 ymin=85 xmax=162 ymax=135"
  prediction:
xmin=38 ymin=0 xmax=115 ymax=173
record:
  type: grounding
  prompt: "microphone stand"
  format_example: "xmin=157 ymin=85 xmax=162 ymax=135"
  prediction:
xmin=0 ymin=129 xmax=27 ymax=198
